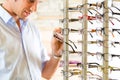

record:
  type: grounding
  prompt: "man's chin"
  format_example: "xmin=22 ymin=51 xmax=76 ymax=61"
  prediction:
xmin=20 ymin=17 xmax=28 ymax=21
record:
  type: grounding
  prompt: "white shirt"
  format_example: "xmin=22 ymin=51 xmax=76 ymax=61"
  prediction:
xmin=0 ymin=5 xmax=50 ymax=80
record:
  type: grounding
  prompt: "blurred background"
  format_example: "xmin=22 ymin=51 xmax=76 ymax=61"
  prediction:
xmin=1 ymin=0 xmax=120 ymax=80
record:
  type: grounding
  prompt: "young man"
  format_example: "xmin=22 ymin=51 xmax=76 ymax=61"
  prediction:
xmin=0 ymin=0 xmax=63 ymax=80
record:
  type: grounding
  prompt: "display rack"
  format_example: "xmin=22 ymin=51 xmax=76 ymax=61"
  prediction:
xmin=63 ymin=0 xmax=69 ymax=80
xmin=61 ymin=0 xmax=120 ymax=80
xmin=81 ymin=0 xmax=88 ymax=80
xmin=103 ymin=1 xmax=109 ymax=80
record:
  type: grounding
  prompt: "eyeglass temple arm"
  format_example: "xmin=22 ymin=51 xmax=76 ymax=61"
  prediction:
xmin=87 ymin=7 xmax=104 ymax=16
xmin=109 ymin=17 xmax=120 ymax=23
xmin=112 ymin=4 xmax=120 ymax=11
xmin=112 ymin=29 xmax=120 ymax=35
xmin=111 ymin=54 xmax=120 ymax=58
xmin=53 ymin=32 xmax=76 ymax=52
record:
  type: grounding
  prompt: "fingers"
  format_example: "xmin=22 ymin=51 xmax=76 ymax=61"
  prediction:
xmin=53 ymin=32 xmax=63 ymax=42
xmin=53 ymin=27 xmax=62 ymax=33
xmin=53 ymin=27 xmax=63 ymax=42
xmin=51 ymin=27 xmax=63 ymax=54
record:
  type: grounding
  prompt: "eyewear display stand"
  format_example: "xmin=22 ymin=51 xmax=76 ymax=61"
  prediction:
xmin=62 ymin=0 xmax=120 ymax=80
xmin=63 ymin=0 xmax=69 ymax=80
xmin=102 ymin=0 xmax=109 ymax=80
xmin=81 ymin=0 xmax=88 ymax=80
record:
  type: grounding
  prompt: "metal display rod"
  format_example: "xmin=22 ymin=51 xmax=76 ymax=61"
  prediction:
xmin=81 ymin=0 xmax=88 ymax=80
xmin=63 ymin=0 xmax=69 ymax=80
xmin=103 ymin=0 xmax=109 ymax=80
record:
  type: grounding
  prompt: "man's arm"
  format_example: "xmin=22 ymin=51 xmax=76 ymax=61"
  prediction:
xmin=42 ymin=27 xmax=63 ymax=79
xmin=42 ymin=55 xmax=61 ymax=79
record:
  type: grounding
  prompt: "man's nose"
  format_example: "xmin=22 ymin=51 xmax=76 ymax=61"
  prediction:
xmin=30 ymin=3 xmax=37 ymax=12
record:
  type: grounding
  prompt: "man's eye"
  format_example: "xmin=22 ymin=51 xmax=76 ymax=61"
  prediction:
xmin=29 ymin=0 xmax=35 ymax=3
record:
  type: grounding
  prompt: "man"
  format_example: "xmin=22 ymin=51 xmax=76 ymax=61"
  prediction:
xmin=0 ymin=0 xmax=63 ymax=80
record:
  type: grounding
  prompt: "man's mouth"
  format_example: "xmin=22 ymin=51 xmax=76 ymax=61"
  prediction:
xmin=24 ymin=10 xmax=31 ymax=17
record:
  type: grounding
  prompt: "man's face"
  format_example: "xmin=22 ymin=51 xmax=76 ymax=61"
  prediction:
xmin=11 ymin=0 xmax=38 ymax=19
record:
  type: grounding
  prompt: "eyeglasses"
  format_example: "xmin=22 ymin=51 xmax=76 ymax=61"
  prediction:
xmin=60 ymin=13 xmax=103 ymax=24
xmin=108 ymin=66 xmax=120 ymax=73
xmin=77 ymin=39 xmax=120 ymax=48
xmin=103 ymin=5 xmax=120 ymax=16
xmin=111 ymin=4 xmax=120 ymax=12
xmin=89 ymin=52 xmax=120 ymax=61
xmin=76 ymin=2 xmax=104 ymax=12
xmin=61 ymin=69 xmax=94 ymax=77
xmin=69 ymin=49 xmax=120 ymax=61
xmin=61 ymin=69 xmax=81 ymax=77
xmin=76 ymin=27 xmax=120 ymax=38
xmin=53 ymin=32 xmax=77 ymax=52
xmin=59 ymin=60 xmax=81 ymax=67
xmin=88 ymin=63 xmax=120 ymax=73
xmin=54 ymin=28 xmax=120 ymax=52
xmin=56 ymin=28 xmax=101 ymax=38
xmin=70 ymin=15 xmax=102 ymax=24
xmin=60 ymin=16 xmax=120 ymax=28
xmin=68 ymin=50 xmax=102 ymax=60
xmin=61 ymin=69 xmax=103 ymax=79
xmin=68 ymin=1 xmax=105 ymax=12
xmin=68 ymin=1 xmax=120 ymax=15
xmin=99 ymin=27 xmax=120 ymax=38
xmin=109 ymin=16 xmax=120 ymax=25
xmin=61 ymin=65 xmax=119 ymax=79
xmin=96 ymin=40 xmax=120 ymax=48
xmin=87 ymin=7 xmax=120 ymax=25
xmin=88 ymin=62 xmax=103 ymax=72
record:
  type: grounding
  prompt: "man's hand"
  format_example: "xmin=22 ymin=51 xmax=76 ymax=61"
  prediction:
xmin=51 ymin=27 xmax=63 ymax=56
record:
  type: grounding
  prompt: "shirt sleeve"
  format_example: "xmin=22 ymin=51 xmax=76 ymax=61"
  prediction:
xmin=41 ymin=45 xmax=50 ymax=70
xmin=28 ymin=21 xmax=50 ymax=70
xmin=33 ymin=24 xmax=50 ymax=70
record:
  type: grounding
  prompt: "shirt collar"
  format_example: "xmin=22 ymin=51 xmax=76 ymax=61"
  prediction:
xmin=0 ymin=5 xmax=13 ymax=23
xmin=0 ymin=5 xmax=28 ymax=30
